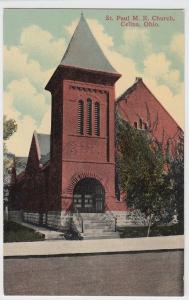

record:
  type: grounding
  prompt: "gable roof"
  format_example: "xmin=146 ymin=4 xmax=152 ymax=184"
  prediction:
xmin=60 ymin=14 xmax=118 ymax=74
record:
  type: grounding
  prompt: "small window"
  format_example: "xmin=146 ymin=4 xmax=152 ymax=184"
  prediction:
xmin=144 ymin=123 xmax=148 ymax=130
xmin=78 ymin=100 xmax=84 ymax=135
xmin=134 ymin=122 xmax=137 ymax=129
xmin=87 ymin=99 xmax=92 ymax=135
xmin=94 ymin=102 xmax=100 ymax=136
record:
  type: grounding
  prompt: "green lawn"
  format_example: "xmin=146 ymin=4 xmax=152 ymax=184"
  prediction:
xmin=4 ymin=221 xmax=45 ymax=243
xmin=118 ymin=224 xmax=183 ymax=238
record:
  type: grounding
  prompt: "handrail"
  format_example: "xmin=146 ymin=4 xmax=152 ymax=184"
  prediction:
xmin=104 ymin=203 xmax=117 ymax=232
xmin=72 ymin=205 xmax=84 ymax=233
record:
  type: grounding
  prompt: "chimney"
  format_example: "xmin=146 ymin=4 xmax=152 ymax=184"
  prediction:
xmin=135 ymin=77 xmax=142 ymax=82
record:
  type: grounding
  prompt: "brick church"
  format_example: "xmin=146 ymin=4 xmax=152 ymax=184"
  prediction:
xmin=9 ymin=15 xmax=183 ymax=236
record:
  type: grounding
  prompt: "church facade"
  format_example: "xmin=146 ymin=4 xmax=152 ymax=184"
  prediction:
xmin=9 ymin=15 xmax=183 ymax=231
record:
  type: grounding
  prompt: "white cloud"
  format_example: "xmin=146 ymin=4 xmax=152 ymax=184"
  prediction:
xmin=122 ymin=28 xmax=152 ymax=55
xmin=144 ymin=78 xmax=184 ymax=128
xmin=144 ymin=53 xmax=171 ymax=78
xmin=20 ymin=25 xmax=66 ymax=68
xmin=4 ymin=90 xmax=37 ymax=156
xmin=4 ymin=85 xmax=51 ymax=156
xmin=143 ymin=52 xmax=181 ymax=91
xmin=170 ymin=33 xmax=184 ymax=60
xmin=37 ymin=107 xmax=51 ymax=134
xmin=4 ymin=46 xmax=53 ymax=90
xmin=6 ymin=78 xmax=49 ymax=121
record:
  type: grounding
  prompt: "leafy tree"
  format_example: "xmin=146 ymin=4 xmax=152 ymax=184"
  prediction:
xmin=116 ymin=116 xmax=171 ymax=236
xmin=3 ymin=115 xmax=17 ymax=214
xmin=3 ymin=115 xmax=17 ymax=152
xmin=3 ymin=115 xmax=17 ymax=173
xmin=168 ymin=134 xmax=184 ymax=233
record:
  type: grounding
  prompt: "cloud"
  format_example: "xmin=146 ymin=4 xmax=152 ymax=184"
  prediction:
xmin=4 ymin=46 xmax=53 ymax=91
xmin=37 ymin=107 xmax=51 ymax=134
xmin=122 ymin=28 xmax=153 ymax=56
xmin=144 ymin=53 xmax=171 ymax=77
xmin=20 ymin=25 xmax=66 ymax=69
xmin=170 ymin=33 xmax=184 ymax=60
xmin=4 ymin=86 xmax=51 ymax=156
xmin=144 ymin=78 xmax=184 ymax=128
xmin=143 ymin=52 xmax=181 ymax=91
xmin=4 ymin=90 xmax=37 ymax=156
xmin=6 ymin=78 xmax=49 ymax=122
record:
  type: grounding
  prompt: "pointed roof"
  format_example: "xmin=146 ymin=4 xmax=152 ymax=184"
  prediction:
xmin=60 ymin=14 xmax=118 ymax=74
xmin=32 ymin=131 xmax=50 ymax=165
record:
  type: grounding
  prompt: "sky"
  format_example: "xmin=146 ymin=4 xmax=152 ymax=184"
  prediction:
xmin=3 ymin=8 xmax=184 ymax=156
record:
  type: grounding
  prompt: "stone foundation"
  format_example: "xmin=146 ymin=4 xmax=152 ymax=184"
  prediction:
xmin=9 ymin=209 xmax=147 ymax=229
xmin=111 ymin=210 xmax=147 ymax=226
xmin=22 ymin=211 xmax=70 ymax=229
xmin=8 ymin=210 xmax=23 ymax=222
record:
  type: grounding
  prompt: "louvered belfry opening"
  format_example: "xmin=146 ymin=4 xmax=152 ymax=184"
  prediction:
xmin=87 ymin=98 xmax=92 ymax=135
xmin=78 ymin=100 xmax=84 ymax=135
xmin=94 ymin=102 xmax=100 ymax=136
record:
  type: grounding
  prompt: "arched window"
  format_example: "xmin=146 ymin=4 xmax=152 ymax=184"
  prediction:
xmin=78 ymin=100 xmax=84 ymax=135
xmin=94 ymin=102 xmax=100 ymax=136
xmin=87 ymin=98 xmax=92 ymax=135
xmin=134 ymin=122 xmax=137 ymax=129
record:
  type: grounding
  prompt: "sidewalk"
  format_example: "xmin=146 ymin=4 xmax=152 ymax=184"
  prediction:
xmin=4 ymin=235 xmax=184 ymax=257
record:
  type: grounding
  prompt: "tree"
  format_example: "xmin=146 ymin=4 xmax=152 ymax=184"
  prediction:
xmin=3 ymin=115 xmax=17 ymax=152
xmin=116 ymin=116 xmax=171 ymax=236
xmin=168 ymin=134 xmax=184 ymax=233
xmin=3 ymin=115 xmax=17 ymax=217
xmin=3 ymin=115 xmax=17 ymax=175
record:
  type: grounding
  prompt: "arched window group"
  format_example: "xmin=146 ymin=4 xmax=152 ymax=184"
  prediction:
xmin=77 ymin=98 xmax=100 ymax=136
xmin=134 ymin=119 xmax=148 ymax=130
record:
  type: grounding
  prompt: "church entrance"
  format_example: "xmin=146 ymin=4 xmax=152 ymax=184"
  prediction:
xmin=73 ymin=178 xmax=105 ymax=213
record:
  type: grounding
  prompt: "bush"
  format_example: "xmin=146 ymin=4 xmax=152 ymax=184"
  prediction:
xmin=118 ymin=224 xmax=183 ymax=238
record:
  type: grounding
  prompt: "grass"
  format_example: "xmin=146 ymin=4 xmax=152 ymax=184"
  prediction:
xmin=118 ymin=224 xmax=184 ymax=238
xmin=4 ymin=221 xmax=45 ymax=243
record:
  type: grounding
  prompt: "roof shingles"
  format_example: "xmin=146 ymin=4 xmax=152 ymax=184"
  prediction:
xmin=60 ymin=14 xmax=118 ymax=74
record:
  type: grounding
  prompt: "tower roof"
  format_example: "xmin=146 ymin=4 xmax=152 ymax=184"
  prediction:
xmin=60 ymin=14 xmax=118 ymax=74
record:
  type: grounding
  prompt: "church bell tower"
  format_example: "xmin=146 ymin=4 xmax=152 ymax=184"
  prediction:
xmin=45 ymin=14 xmax=126 ymax=222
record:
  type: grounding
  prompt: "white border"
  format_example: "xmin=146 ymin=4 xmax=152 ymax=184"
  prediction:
xmin=0 ymin=1 xmax=188 ymax=300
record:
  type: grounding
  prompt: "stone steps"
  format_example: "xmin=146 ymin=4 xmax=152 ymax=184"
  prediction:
xmin=73 ymin=212 xmax=119 ymax=240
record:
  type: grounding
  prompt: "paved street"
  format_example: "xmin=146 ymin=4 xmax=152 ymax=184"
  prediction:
xmin=4 ymin=250 xmax=184 ymax=296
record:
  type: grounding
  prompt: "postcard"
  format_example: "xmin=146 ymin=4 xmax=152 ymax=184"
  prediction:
xmin=3 ymin=7 xmax=184 ymax=297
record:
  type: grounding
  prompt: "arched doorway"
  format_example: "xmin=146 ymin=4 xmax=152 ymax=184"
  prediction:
xmin=73 ymin=178 xmax=105 ymax=213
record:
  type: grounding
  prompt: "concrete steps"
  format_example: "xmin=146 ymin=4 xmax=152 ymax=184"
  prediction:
xmin=73 ymin=213 xmax=120 ymax=240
